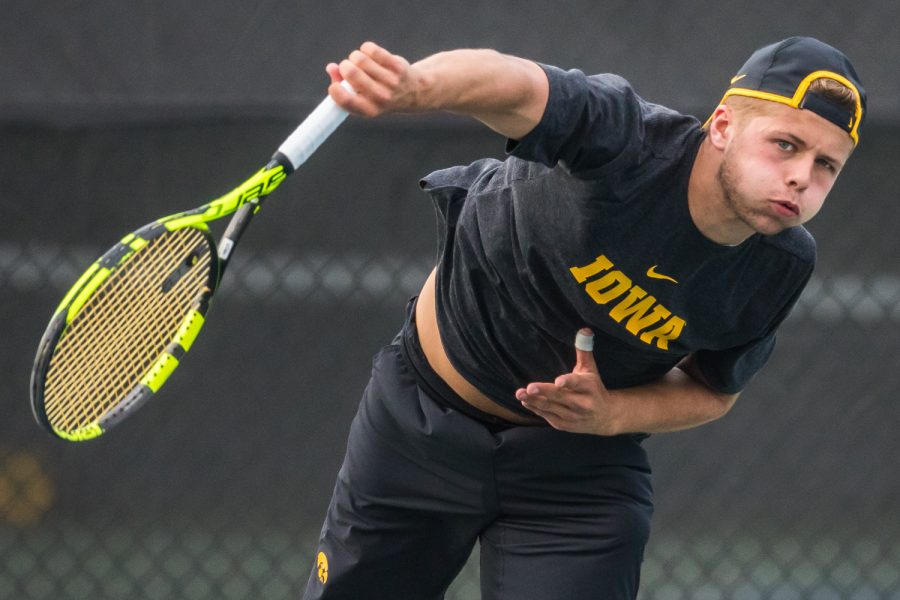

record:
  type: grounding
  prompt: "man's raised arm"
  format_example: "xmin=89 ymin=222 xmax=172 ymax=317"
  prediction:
xmin=326 ymin=42 xmax=549 ymax=140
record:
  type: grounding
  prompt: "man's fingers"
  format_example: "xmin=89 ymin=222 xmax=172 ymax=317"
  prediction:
xmin=574 ymin=348 xmax=598 ymax=374
xmin=330 ymin=60 xmax=389 ymax=116
xmin=525 ymin=406 xmax=567 ymax=430
xmin=554 ymin=374 xmax=582 ymax=390
xmin=575 ymin=328 xmax=594 ymax=352
xmin=337 ymin=59 xmax=373 ymax=90
xmin=517 ymin=384 xmax=553 ymax=408
xmin=360 ymin=41 xmax=403 ymax=69
xmin=517 ymin=331 xmax=610 ymax=434
xmin=517 ymin=390 xmax=570 ymax=424
xmin=327 ymin=42 xmax=413 ymax=118
xmin=526 ymin=382 xmax=557 ymax=396
xmin=325 ymin=62 xmax=342 ymax=84
xmin=574 ymin=328 xmax=599 ymax=374
xmin=349 ymin=47 xmax=404 ymax=87
xmin=521 ymin=397 xmax=585 ymax=431
xmin=327 ymin=79 xmax=375 ymax=116
xmin=519 ymin=383 xmax=586 ymax=411
xmin=359 ymin=41 xmax=411 ymax=81
xmin=348 ymin=50 xmax=397 ymax=87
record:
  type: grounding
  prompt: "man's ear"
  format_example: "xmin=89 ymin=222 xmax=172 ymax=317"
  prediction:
xmin=707 ymin=104 xmax=733 ymax=151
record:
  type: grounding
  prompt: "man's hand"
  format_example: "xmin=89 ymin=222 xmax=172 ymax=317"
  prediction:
xmin=517 ymin=330 xmax=740 ymax=436
xmin=515 ymin=329 xmax=622 ymax=435
xmin=326 ymin=42 xmax=421 ymax=117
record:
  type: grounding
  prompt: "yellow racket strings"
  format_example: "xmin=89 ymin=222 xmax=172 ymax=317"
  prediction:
xmin=43 ymin=228 xmax=213 ymax=433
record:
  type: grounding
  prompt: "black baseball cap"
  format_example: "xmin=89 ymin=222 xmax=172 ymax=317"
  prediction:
xmin=711 ymin=37 xmax=866 ymax=145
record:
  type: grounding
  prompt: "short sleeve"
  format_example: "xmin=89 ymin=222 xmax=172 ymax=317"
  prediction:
xmin=506 ymin=64 xmax=645 ymax=175
xmin=692 ymin=263 xmax=812 ymax=394
xmin=692 ymin=334 xmax=778 ymax=394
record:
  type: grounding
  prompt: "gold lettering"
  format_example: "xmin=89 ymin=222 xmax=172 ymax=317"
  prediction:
xmin=585 ymin=271 xmax=632 ymax=304
xmin=639 ymin=317 xmax=686 ymax=350
xmin=570 ymin=255 xmax=686 ymax=349
xmin=609 ymin=286 xmax=672 ymax=334
xmin=569 ymin=255 xmax=613 ymax=283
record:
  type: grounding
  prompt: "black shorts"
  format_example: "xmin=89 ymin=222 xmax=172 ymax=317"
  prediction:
xmin=303 ymin=300 xmax=653 ymax=600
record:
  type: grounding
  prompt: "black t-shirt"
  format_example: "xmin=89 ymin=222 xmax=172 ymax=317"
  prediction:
xmin=419 ymin=64 xmax=814 ymax=418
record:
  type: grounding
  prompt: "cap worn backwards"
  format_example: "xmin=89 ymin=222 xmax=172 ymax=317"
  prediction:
xmin=712 ymin=37 xmax=866 ymax=145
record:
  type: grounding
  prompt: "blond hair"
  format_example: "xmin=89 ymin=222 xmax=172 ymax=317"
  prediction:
xmin=807 ymin=77 xmax=858 ymax=113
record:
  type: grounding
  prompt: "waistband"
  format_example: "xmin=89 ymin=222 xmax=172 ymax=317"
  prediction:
xmin=398 ymin=297 xmax=539 ymax=432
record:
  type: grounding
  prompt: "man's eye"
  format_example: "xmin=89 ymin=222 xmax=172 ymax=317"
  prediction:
xmin=816 ymin=158 xmax=836 ymax=172
xmin=776 ymin=140 xmax=794 ymax=151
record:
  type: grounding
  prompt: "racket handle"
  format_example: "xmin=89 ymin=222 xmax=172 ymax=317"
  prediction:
xmin=275 ymin=81 xmax=354 ymax=171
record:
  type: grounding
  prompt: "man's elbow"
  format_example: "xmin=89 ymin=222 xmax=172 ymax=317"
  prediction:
xmin=712 ymin=391 xmax=739 ymax=420
xmin=678 ymin=354 xmax=739 ymax=421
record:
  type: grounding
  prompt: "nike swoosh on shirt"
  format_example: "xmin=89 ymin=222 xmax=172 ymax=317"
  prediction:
xmin=646 ymin=265 xmax=678 ymax=284
xmin=730 ymin=74 xmax=747 ymax=84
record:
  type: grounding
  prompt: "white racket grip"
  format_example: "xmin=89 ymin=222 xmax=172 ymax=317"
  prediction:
xmin=276 ymin=81 xmax=354 ymax=170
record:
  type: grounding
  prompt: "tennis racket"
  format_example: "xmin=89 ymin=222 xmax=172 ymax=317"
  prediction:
xmin=30 ymin=83 xmax=353 ymax=442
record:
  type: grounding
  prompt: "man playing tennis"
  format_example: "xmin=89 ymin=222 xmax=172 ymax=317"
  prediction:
xmin=304 ymin=37 xmax=865 ymax=599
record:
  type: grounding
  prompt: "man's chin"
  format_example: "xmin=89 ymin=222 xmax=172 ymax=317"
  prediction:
xmin=739 ymin=211 xmax=795 ymax=236
xmin=751 ymin=219 xmax=793 ymax=236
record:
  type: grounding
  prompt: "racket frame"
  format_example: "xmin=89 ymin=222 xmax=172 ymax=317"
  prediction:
xmin=30 ymin=85 xmax=350 ymax=442
xmin=30 ymin=221 xmax=220 ymax=441
xmin=30 ymin=159 xmax=288 ymax=441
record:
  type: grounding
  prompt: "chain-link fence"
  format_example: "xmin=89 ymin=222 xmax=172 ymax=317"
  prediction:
xmin=2 ymin=113 xmax=898 ymax=599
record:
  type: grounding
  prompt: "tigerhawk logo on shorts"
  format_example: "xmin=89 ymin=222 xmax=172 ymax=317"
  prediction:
xmin=316 ymin=551 xmax=329 ymax=584
xmin=569 ymin=255 xmax=685 ymax=350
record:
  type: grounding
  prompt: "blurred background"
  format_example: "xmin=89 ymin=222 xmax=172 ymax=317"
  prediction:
xmin=2 ymin=1 xmax=899 ymax=598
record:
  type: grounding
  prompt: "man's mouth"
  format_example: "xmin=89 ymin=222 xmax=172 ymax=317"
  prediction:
xmin=771 ymin=200 xmax=800 ymax=217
